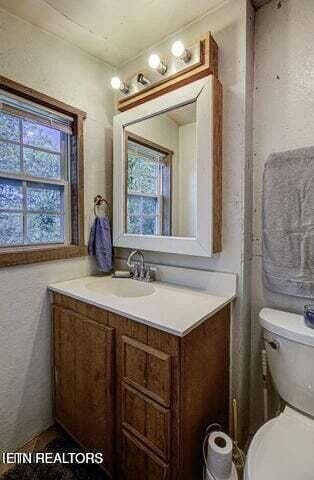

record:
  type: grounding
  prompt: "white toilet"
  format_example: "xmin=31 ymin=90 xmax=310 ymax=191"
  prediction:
xmin=245 ymin=307 xmax=314 ymax=480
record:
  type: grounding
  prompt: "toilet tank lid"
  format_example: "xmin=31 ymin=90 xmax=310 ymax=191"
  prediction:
xmin=260 ymin=308 xmax=314 ymax=347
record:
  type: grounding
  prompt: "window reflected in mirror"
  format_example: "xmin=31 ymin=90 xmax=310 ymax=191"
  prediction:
xmin=125 ymin=101 xmax=196 ymax=238
xmin=126 ymin=135 xmax=172 ymax=236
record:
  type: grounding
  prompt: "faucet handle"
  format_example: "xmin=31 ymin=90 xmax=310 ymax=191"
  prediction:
xmin=145 ymin=265 xmax=156 ymax=282
xmin=133 ymin=264 xmax=140 ymax=279
xmin=139 ymin=263 xmax=145 ymax=280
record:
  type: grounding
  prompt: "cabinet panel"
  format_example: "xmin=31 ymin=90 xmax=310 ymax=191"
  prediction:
xmin=122 ymin=429 xmax=169 ymax=480
xmin=54 ymin=306 xmax=77 ymax=435
xmin=122 ymin=335 xmax=171 ymax=407
xmin=122 ymin=383 xmax=171 ymax=460
xmin=180 ymin=304 xmax=230 ymax=480
xmin=53 ymin=306 xmax=115 ymax=477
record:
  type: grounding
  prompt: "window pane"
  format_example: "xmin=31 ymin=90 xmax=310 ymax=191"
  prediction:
xmin=142 ymin=197 xmax=157 ymax=216
xmin=0 ymin=112 xmax=20 ymax=141
xmin=23 ymin=121 xmax=61 ymax=152
xmin=141 ymin=158 xmax=156 ymax=177
xmin=27 ymin=214 xmax=63 ymax=243
xmin=23 ymin=147 xmax=61 ymax=179
xmin=128 ymin=155 xmax=141 ymax=192
xmin=0 ymin=141 xmax=20 ymax=173
xmin=128 ymin=153 xmax=157 ymax=194
xmin=142 ymin=217 xmax=156 ymax=235
xmin=0 ymin=212 xmax=23 ymax=245
xmin=140 ymin=175 xmax=156 ymax=195
xmin=127 ymin=195 xmax=141 ymax=215
xmin=127 ymin=215 xmax=141 ymax=234
xmin=27 ymin=184 xmax=62 ymax=212
xmin=0 ymin=179 xmax=23 ymax=210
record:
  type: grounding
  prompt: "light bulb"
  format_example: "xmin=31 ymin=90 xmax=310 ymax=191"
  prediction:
xmin=111 ymin=76 xmax=121 ymax=90
xmin=171 ymin=41 xmax=185 ymax=58
xmin=148 ymin=54 xmax=161 ymax=70
xmin=110 ymin=76 xmax=129 ymax=94
xmin=148 ymin=54 xmax=167 ymax=75
xmin=171 ymin=41 xmax=192 ymax=63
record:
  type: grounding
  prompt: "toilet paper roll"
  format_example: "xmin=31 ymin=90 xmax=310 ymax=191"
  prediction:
xmin=206 ymin=431 xmax=233 ymax=480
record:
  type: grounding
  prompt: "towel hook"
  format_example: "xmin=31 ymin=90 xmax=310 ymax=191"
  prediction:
xmin=94 ymin=194 xmax=110 ymax=217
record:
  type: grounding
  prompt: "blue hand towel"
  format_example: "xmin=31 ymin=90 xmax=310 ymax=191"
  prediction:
xmin=88 ymin=216 xmax=113 ymax=273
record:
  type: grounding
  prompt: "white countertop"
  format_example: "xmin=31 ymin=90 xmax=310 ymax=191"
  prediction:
xmin=49 ymin=267 xmax=236 ymax=337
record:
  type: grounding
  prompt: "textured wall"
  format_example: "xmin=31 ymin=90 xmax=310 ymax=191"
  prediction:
xmin=0 ymin=7 xmax=114 ymax=452
xmin=251 ymin=0 xmax=314 ymax=432
xmin=116 ymin=0 xmax=255 ymax=442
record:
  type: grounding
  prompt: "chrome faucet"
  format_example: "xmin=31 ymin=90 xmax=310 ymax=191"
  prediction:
xmin=127 ymin=250 xmax=144 ymax=279
xmin=127 ymin=250 xmax=156 ymax=282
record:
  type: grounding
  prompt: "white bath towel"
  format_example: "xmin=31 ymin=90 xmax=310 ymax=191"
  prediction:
xmin=262 ymin=146 xmax=314 ymax=298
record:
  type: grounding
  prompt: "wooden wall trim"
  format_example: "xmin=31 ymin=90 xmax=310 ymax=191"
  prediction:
xmin=0 ymin=245 xmax=87 ymax=268
xmin=0 ymin=75 xmax=87 ymax=118
xmin=0 ymin=76 xmax=87 ymax=267
xmin=117 ymin=32 xmax=218 ymax=112
xmin=70 ymin=114 xmax=85 ymax=247
xmin=212 ymin=76 xmax=223 ymax=253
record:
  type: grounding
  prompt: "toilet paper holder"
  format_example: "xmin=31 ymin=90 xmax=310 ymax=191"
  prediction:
xmin=202 ymin=423 xmax=244 ymax=480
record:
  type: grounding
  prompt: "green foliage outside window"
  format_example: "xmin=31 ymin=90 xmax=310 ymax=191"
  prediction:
xmin=127 ymin=147 xmax=159 ymax=235
xmin=0 ymin=110 xmax=67 ymax=246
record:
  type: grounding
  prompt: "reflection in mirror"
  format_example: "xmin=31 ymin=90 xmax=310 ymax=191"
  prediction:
xmin=125 ymin=101 xmax=196 ymax=238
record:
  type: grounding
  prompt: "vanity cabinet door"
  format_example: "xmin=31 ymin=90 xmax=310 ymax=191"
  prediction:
xmin=53 ymin=306 xmax=115 ymax=477
xmin=122 ymin=429 xmax=169 ymax=480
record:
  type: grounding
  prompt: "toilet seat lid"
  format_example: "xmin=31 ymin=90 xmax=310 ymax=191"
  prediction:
xmin=246 ymin=407 xmax=314 ymax=480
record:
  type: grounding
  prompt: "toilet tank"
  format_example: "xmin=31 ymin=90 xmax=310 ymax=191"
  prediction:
xmin=260 ymin=308 xmax=314 ymax=417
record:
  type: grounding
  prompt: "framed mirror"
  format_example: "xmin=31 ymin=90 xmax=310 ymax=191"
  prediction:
xmin=113 ymin=76 xmax=222 ymax=257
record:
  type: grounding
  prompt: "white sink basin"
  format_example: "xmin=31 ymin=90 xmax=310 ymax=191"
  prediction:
xmin=84 ymin=277 xmax=155 ymax=298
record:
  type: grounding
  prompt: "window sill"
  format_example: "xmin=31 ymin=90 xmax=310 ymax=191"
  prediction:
xmin=0 ymin=244 xmax=87 ymax=268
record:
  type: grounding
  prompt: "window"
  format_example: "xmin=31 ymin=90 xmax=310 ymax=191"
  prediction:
xmin=0 ymin=76 xmax=86 ymax=267
xmin=0 ymin=108 xmax=71 ymax=247
xmin=126 ymin=135 xmax=172 ymax=236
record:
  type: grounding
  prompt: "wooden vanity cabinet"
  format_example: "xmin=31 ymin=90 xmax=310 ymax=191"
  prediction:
xmin=52 ymin=293 xmax=230 ymax=480
xmin=53 ymin=303 xmax=115 ymax=477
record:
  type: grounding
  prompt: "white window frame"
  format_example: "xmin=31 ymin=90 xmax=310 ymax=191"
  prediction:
xmin=127 ymin=193 xmax=162 ymax=236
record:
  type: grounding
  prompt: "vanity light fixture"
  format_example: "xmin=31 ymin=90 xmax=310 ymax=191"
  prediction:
xmin=110 ymin=76 xmax=129 ymax=94
xmin=171 ymin=40 xmax=192 ymax=63
xmin=148 ymin=54 xmax=167 ymax=75
xmin=137 ymin=73 xmax=150 ymax=86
